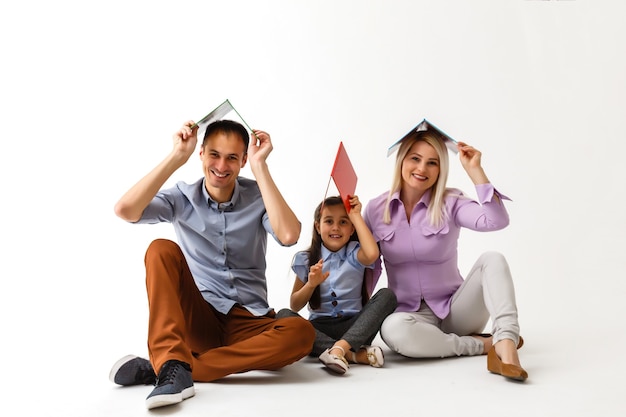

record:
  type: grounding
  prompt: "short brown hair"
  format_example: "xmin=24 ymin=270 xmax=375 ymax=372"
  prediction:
xmin=202 ymin=120 xmax=249 ymax=152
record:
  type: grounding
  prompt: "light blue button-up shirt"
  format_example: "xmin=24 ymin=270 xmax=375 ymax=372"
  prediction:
xmin=292 ymin=241 xmax=373 ymax=321
xmin=136 ymin=176 xmax=289 ymax=316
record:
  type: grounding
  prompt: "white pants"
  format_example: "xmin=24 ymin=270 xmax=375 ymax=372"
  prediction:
xmin=380 ymin=251 xmax=520 ymax=358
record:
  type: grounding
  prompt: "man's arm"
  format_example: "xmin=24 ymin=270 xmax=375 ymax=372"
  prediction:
xmin=247 ymin=129 xmax=301 ymax=245
xmin=114 ymin=121 xmax=198 ymax=222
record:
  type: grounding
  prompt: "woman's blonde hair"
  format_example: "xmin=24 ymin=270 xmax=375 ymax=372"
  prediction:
xmin=383 ymin=130 xmax=450 ymax=227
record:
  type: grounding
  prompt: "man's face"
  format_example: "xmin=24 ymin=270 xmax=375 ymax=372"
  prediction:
xmin=199 ymin=131 xmax=247 ymax=202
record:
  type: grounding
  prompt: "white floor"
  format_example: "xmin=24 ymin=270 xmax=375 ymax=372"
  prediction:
xmin=39 ymin=321 xmax=624 ymax=417
xmin=4 ymin=2 xmax=626 ymax=416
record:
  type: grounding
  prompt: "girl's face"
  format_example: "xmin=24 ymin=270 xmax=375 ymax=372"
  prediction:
xmin=401 ymin=140 xmax=440 ymax=195
xmin=315 ymin=204 xmax=355 ymax=252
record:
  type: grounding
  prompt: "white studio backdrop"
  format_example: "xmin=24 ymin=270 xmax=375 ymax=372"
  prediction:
xmin=1 ymin=0 xmax=625 ymax=412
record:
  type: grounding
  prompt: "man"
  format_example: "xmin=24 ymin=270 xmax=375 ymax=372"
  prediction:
xmin=109 ymin=118 xmax=315 ymax=410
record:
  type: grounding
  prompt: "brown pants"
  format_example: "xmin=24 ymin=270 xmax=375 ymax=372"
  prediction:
xmin=144 ymin=239 xmax=315 ymax=382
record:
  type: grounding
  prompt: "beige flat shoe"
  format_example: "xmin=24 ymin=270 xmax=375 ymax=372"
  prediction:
xmin=362 ymin=345 xmax=384 ymax=368
xmin=319 ymin=346 xmax=349 ymax=375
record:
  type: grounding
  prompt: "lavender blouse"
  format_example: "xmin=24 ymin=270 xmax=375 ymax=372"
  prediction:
xmin=363 ymin=184 xmax=511 ymax=319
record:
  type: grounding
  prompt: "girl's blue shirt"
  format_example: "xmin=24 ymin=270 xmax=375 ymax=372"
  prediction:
xmin=292 ymin=241 xmax=374 ymax=320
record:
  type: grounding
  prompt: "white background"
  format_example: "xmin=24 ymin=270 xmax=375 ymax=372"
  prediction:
xmin=1 ymin=1 xmax=625 ymax=416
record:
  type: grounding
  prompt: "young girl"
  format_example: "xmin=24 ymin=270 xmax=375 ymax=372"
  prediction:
xmin=278 ymin=195 xmax=397 ymax=375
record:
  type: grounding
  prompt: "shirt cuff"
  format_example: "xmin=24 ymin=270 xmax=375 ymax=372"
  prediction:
xmin=475 ymin=183 xmax=512 ymax=204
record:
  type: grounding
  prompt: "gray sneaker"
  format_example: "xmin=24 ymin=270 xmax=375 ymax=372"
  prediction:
xmin=145 ymin=360 xmax=195 ymax=410
xmin=109 ymin=355 xmax=156 ymax=386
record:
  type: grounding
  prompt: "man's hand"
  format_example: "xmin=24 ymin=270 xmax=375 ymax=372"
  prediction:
xmin=172 ymin=120 xmax=199 ymax=163
xmin=247 ymin=129 xmax=273 ymax=165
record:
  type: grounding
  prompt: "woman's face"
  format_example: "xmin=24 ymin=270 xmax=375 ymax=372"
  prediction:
xmin=401 ymin=140 xmax=440 ymax=194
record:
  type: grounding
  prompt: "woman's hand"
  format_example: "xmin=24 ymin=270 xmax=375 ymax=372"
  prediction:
xmin=457 ymin=141 xmax=489 ymax=185
xmin=457 ymin=141 xmax=482 ymax=171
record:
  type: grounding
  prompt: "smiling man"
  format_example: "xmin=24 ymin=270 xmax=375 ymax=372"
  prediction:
xmin=109 ymin=119 xmax=315 ymax=410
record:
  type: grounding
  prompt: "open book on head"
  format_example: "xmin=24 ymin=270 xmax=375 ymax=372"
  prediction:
xmin=387 ymin=118 xmax=458 ymax=157
xmin=193 ymin=99 xmax=258 ymax=141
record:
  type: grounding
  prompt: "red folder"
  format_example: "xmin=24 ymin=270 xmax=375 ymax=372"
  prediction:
xmin=330 ymin=142 xmax=358 ymax=213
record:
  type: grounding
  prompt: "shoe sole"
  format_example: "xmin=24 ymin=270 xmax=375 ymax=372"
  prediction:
xmin=318 ymin=350 xmax=348 ymax=375
xmin=146 ymin=386 xmax=195 ymax=409
xmin=109 ymin=354 xmax=138 ymax=384
xmin=324 ymin=363 xmax=348 ymax=374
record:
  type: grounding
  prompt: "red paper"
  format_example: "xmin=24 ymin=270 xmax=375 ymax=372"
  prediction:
xmin=330 ymin=142 xmax=358 ymax=213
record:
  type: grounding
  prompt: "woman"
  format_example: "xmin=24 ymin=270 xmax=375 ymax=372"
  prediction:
xmin=363 ymin=126 xmax=527 ymax=381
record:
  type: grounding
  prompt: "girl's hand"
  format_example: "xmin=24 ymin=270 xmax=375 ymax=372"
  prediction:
xmin=308 ymin=259 xmax=329 ymax=287
xmin=347 ymin=195 xmax=362 ymax=216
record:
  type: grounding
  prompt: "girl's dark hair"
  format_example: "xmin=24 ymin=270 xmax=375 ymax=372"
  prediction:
xmin=306 ymin=196 xmax=358 ymax=310
xmin=202 ymin=119 xmax=250 ymax=152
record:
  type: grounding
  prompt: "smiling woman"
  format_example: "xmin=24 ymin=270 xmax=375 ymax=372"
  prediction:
xmin=364 ymin=123 xmax=527 ymax=380
xmin=400 ymin=139 xmax=442 ymax=219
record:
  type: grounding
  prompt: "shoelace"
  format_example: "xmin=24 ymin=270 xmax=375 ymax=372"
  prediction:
xmin=155 ymin=362 xmax=182 ymax=387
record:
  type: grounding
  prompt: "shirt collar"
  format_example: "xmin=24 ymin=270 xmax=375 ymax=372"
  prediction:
xmin=203 ymin=178 xmax=241 ymax=211
xmin=390 ymin=188 xmax=433 ymax=208
xmin=320 ymin=243 xmax=348 ymax=262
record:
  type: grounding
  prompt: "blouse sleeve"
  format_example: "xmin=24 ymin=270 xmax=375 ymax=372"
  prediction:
xmin=452 ymin=184 xmax=512 ymax=231
xmin=291 ymin=251 xmax=310 ymax=283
